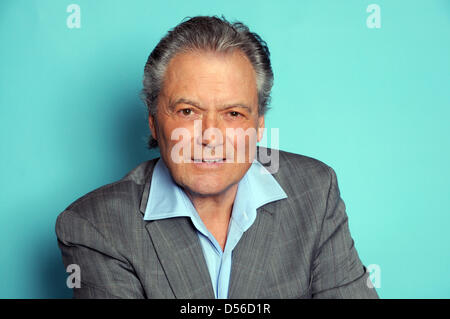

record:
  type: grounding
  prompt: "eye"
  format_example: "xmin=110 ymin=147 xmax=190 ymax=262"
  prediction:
xmin=229 ymin=111 xmax=242 ymax=117
xmin=179 ymin=108 xmax=193 ymax=116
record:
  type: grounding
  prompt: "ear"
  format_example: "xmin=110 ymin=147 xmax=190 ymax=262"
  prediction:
xmin=148 ymin=114 xmax=158 ymax=141
xmin=257 ymin=115 xmax=265 ymax=143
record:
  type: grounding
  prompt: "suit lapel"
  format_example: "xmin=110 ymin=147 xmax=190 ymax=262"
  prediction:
xmin=139 ymin=158 xmax=214 ymax=299
xmin=228 ymin=201 xmax=282 ymax=298
xmin=145 ymin=217 xmax=215 ymax=298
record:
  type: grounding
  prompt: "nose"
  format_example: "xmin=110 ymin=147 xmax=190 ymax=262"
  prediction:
xmin=196 ymin=112 xmax=224 ymax=148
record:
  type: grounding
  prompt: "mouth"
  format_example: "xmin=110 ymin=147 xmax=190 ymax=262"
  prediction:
xmin=192 ymin=158 xmax=227 ymax=163
xmin=190 ymin=157 xmax=228 ymax=168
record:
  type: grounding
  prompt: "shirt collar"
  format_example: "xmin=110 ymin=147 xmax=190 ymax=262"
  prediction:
xmin=143 ymin=157 xmax=287 ymax=232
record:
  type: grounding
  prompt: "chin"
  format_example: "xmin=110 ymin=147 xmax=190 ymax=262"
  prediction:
xmin=184 ymin=179 xmax=231 ymax=197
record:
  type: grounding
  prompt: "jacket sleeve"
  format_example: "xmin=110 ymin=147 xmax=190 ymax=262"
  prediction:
xmin=55 ymin=210 xmax=145 ymax=299
xmin=311 ymin=166 xmax=379 ymax=299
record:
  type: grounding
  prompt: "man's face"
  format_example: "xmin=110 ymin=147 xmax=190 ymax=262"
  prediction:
xmin=148 ymin=49 xmax=264 ymax=197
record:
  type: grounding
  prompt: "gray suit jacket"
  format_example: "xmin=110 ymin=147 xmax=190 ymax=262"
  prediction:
xmin=56 ymin=147 xmax=379 ymax=299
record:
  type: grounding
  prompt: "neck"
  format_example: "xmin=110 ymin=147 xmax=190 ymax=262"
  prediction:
xmin=184 ymin=183 xmax=239 ymax=251
xmin=185 ymin=183 xmax=238 ymax=222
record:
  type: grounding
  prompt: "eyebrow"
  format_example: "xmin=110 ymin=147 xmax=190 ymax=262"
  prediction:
xmin=169 ymin=97 xmax=253 ymax=113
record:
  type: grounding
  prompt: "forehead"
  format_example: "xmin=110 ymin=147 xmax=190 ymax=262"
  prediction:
xmin=161 ymin=49 xmax=258 ymax=108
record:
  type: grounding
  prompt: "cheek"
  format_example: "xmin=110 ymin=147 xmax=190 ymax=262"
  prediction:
xmin=222 ymin=133 xmax=257 ymax=164
xmin=160 ymin=120 xmax=192 ymax=145
xmin=226 ymin=126 xmax=258 ymax=149
xmin=159 ymin=121 xmax=196 ymax=163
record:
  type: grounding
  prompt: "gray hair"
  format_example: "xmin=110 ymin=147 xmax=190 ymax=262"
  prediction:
xmin=141 ymin=15 xmax=274 ymax=149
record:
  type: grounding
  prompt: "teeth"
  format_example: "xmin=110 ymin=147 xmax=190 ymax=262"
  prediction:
xmin=202 ymin=159 xmax=223 ymax=163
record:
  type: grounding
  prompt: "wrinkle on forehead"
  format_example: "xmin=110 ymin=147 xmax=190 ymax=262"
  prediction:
xmin=159 ymin=49 xmax=258 ymax=112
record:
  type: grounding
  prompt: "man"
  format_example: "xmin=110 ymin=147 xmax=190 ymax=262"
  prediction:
xmin=56 ymin=15 xmax=379 ymax=299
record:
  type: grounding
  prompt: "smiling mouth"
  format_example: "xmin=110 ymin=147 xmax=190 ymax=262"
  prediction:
xmin=191 ymin=158 xmax=227 ymax=163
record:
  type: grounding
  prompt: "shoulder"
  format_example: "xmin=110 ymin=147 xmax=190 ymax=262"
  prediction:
xmin=56 ymin=158 xmax=158 ymax=233
xmin=256 ymin=146 xmax=335 ymax=198
xmin=255 ymin=146 xmax=339 ymax=239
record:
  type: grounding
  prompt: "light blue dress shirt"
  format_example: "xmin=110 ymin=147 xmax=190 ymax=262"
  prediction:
xmin=143 ymin=157 xmax=287 ymax=298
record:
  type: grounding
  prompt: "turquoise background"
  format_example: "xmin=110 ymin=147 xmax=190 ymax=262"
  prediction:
xmin=0 ymin=0 xmax=449 ymax=298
